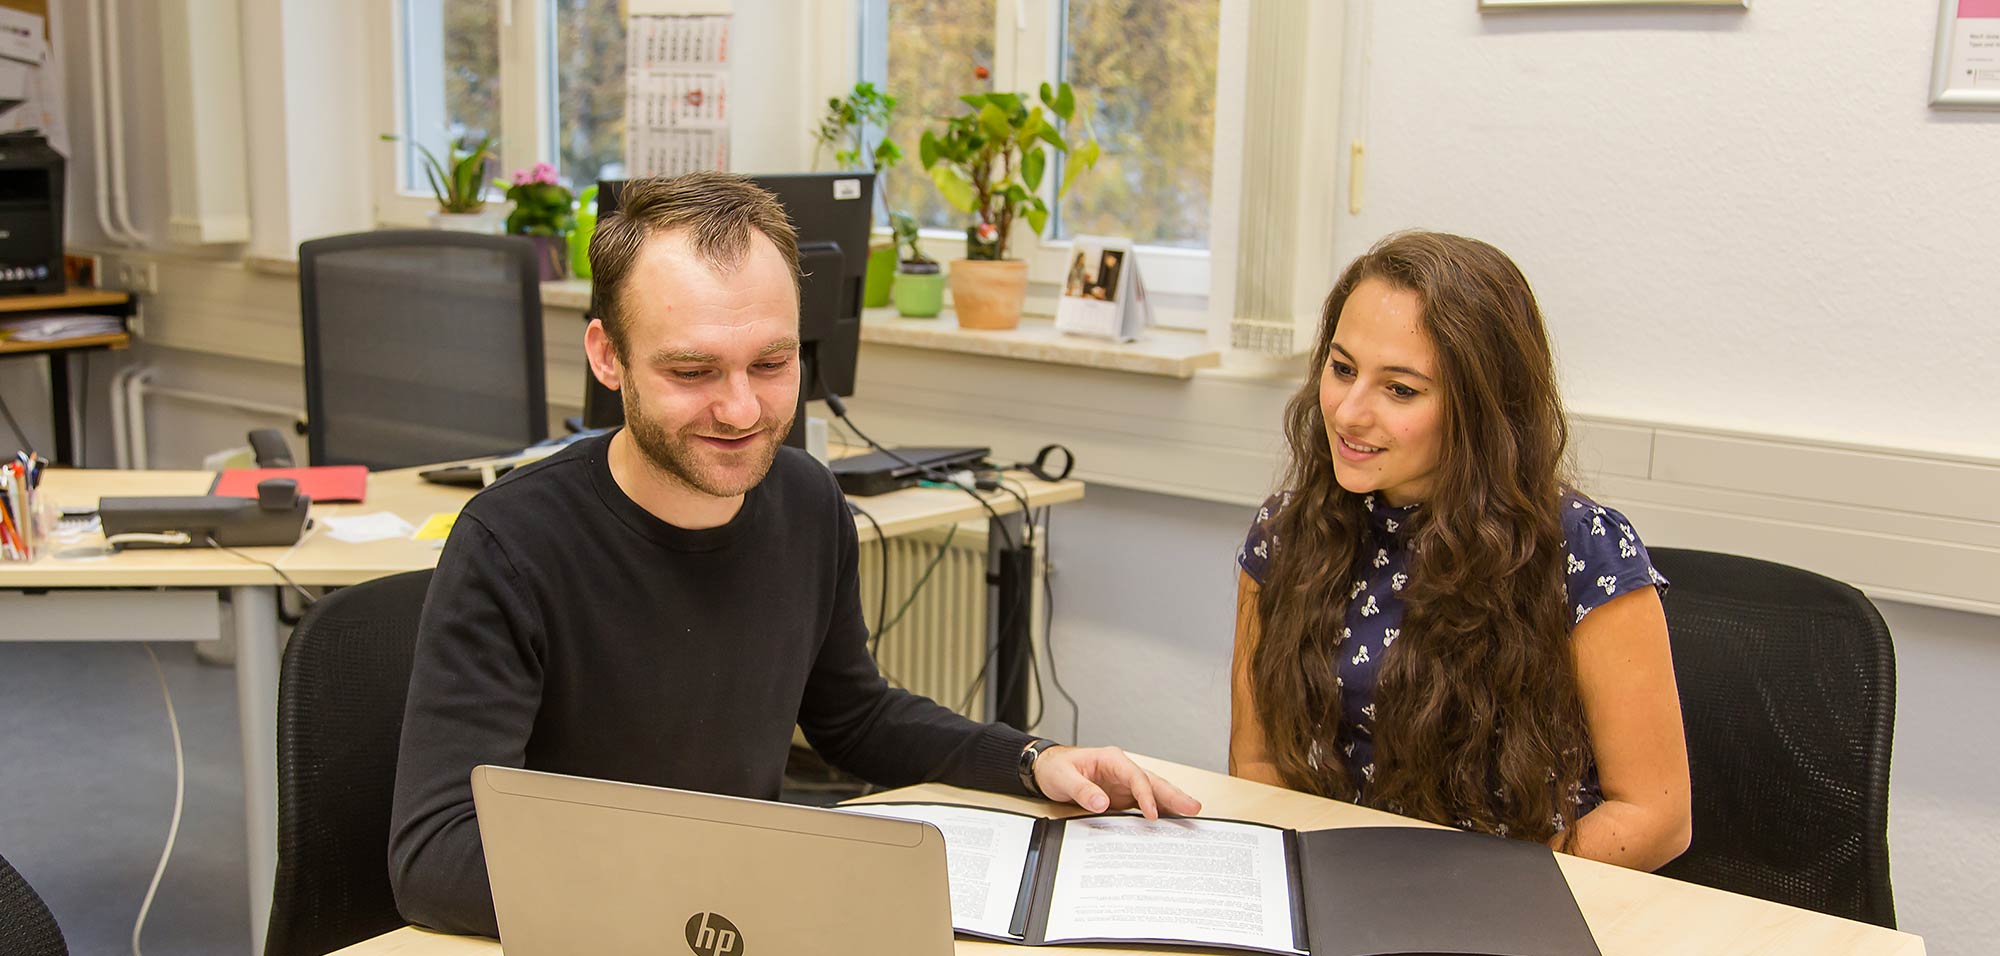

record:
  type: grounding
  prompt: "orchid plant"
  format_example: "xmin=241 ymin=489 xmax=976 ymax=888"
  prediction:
xmin=385 ymin=133 xmax=496 ymax=214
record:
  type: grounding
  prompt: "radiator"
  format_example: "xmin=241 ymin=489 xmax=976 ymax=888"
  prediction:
xmin=857 ymin=521 xmax=1004 ymax=719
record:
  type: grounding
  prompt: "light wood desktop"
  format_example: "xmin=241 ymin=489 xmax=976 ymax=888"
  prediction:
xmin=1 ymin=459 xmax=1081 ymax=956
xmin=332 ymin=755 xmax=1925 ymax=956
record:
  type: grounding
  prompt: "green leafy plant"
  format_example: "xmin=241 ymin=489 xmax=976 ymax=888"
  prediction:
xmin=814 ymin=81 xmax=906 ymax=231
xmin=385 ymin=133 xmax=497 ymax=214
xmin=890 ymin=211 xmax=933 ymax=265
xmin=813 ymin=81 xmax=904 ymax=174
xmin=494 ymin=162 xmax=576 ymax=236
xmin=919 ymin=81 xmax=1099 ymax=261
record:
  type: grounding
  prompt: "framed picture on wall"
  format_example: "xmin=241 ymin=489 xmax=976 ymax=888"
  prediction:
xmin=1480 ymin=0 xmax=1746 ymax=8
xmin=1932 ymin=0 xmax=2000 ymax=108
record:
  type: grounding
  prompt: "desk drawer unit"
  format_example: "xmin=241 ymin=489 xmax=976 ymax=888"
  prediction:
xmin=0 ymin=589 xmax=221 ymax=642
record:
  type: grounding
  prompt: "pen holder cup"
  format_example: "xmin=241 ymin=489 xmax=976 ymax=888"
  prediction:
xmin=1 ymin=490 xmax=51 ymax=562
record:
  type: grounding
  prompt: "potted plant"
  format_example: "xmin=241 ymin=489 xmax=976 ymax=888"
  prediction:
xmin=920 ymin=80 xmax=1098 ymax=330
xmin=813 ymin=82 xmax=904 ymax=308
xmin=392 ymin=133 xmax=499 ymax=231
xmin=496 ymin=162 xmax=576 ymax=281
xmin=889 ymin=211 xmax=944 ymax=318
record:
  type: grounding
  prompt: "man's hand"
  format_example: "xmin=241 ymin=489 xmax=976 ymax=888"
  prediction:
xmin=1031 ymin=746 xmax=1203 ymax=819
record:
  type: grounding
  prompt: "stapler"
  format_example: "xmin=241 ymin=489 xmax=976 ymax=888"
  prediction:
xmin=100 ymin=478 xmax=312 ymax=549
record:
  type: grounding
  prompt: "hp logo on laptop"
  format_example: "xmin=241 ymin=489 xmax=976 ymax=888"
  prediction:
xmin=684 ymin=912 xmax=744 ymax=956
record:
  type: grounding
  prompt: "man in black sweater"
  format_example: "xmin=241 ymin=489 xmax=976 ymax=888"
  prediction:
xmin=388 ymin=172 xmax=1200 ymax=937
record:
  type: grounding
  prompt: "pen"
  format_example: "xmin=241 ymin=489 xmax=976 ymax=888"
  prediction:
xmin=0 ymin=476 xmax=16 ymax=559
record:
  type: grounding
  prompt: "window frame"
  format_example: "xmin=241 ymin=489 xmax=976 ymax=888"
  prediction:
xmin=372 ymin=0 xmax=553 ymax=228
xmin=371 ymin=0 xmax=1298 ymax=339
xmin=837 ymin=0 xmax=1223 ymax=327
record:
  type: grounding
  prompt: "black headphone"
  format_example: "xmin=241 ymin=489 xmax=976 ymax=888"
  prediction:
xmin=1001 ymin=444 xmax=1075 ymax=483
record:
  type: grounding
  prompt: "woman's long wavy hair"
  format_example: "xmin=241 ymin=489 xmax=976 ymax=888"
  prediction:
xmin=1251 ymin=231 xmax=1588 ymax=844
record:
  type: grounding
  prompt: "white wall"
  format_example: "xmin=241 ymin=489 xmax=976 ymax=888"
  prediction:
xmin=14 ymin=2 xmax=1997 ymax=953
xmin=1335 ymin=1 xmax=2000 ymax=461
xmin=59 ymin=0 xmax=170 ymax=249
xmin=1878 ymin=601 xmax=2000 ymax=951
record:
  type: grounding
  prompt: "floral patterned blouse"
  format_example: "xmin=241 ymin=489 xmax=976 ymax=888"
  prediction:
xmin=1237 ymin=489 xmax=1667 ymax=831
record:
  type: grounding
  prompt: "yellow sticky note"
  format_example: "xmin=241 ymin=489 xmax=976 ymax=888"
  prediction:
xmin=413 ymin=512 xmax=460 ymax=541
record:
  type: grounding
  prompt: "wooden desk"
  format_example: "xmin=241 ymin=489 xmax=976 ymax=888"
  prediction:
xmin=0 ymin=287 xmax=140 ymax=465
xmin=333 ymin=755 xmax=1926 ymax=956
xmin=1 ymin=459 xmax=1082 ymax=956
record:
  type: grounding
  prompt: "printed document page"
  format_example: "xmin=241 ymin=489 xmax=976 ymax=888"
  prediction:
xmin=1041 ymin=816 xmax=1303 ymax=954
xmin=840 ymin=803 xmax=1036 ymax=938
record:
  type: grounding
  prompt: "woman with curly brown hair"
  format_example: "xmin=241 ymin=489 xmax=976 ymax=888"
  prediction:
xmin=1231 ymin=231 xmax=1691 ymax=869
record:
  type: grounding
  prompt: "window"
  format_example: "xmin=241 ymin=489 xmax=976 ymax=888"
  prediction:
xmin=378 ymin=0 xmax=1261 ymax=334
xmin=858 ymin=0 xmax=997 ymax=232
xmin=1056 ymin=0 xmax=1220 ymax=251
xmin=550 ymin=0 xmax=628 ymax=187
xmin=855 ymin=0 xmax=1223 ymax=322
xmin=398 ymin=0 xmax=502 ymax=195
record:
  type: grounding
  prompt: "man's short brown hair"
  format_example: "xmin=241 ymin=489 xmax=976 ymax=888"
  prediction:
xmin=587 ymin=171 xmax=800 ymax=361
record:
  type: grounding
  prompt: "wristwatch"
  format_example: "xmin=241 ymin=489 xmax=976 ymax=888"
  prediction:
xmin=1017 ymin=738 xmax=1060 ymax=795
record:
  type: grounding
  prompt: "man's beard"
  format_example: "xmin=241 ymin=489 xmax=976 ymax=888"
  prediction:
xmin=622 ymin=381 xmax=793 ymax=498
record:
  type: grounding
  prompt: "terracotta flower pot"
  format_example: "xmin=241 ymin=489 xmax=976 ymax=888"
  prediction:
xmin=948 ymin=258 xmax=1028 ymax=330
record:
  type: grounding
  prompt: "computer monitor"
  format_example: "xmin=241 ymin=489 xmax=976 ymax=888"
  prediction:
xmin=584 ymin=173 xmax=876 ymax=449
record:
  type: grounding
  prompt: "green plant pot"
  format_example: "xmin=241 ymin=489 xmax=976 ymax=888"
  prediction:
xmin=863 ymin=242 xmax=897 ymax=308
xmin=570 ymin=214 xmax=596 ymax=279
xmin=893 ymin=266 xmax=946 ymax=318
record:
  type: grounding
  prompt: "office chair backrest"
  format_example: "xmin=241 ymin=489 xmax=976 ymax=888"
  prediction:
xmin=0 ymin=850 xmax=68 ymax=956
xmin=1648 ymin=548 xmax=1898 ymax=928
xmin=267 ymin=570 xmax=433 ymax=956
xmin=299 ymin=231 xmax=548 ymax=470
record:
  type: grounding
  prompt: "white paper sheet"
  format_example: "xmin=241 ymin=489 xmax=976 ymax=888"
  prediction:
xmin=839 ymin=803 xmax=1037 ymax=939
xmin=1041 ymin=816 xmax=1303 ymax=954
xmin=321 ymin=512 xmax=415 ymax=544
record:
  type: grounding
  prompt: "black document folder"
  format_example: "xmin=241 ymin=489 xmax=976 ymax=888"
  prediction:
xmin=1293 ymin=826 xmax=1600 ymax=956
xmin=840 ymin=803 xmax=1601 ymax=956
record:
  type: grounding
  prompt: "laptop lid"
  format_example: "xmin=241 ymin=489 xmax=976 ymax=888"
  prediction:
xmin=472 ymin=766 xmax=956 ymax=956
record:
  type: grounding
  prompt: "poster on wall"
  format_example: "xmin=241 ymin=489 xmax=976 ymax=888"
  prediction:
xmin=1932 ymin=0 xmax=2000 ymax=108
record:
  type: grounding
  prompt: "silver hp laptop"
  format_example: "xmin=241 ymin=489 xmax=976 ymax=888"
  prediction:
xmin=472 ymin=765 xmax=955 ymax=956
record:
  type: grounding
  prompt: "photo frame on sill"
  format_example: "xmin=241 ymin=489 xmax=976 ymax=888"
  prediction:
xmin=1054 ymin=236 xmax=1152 ymax=343
xmin=1932 ymin=0 xmax=2000 ymax=108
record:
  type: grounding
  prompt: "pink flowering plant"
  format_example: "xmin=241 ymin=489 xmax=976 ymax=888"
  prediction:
xmin=495 ymin=162 xmax=576 ymax=237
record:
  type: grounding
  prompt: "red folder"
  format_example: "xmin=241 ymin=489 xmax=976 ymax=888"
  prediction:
xmin=210 ymin=466 xmax=369 ymax=503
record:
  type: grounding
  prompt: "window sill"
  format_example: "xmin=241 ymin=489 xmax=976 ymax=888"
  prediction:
xmin=543 ymin=278 xmax=592 ymax=311
xmin=859 ymin=307 xmax=1221 ymax=380
xmin=244 ymin=255 xmax=299 ymax=277
xmin=542 ymin=279 xmax=1222 ymax=379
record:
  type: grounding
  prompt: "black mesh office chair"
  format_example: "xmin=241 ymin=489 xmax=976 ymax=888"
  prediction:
xmin=299 ymin=231 xmax=548 ymax=470
xmin=1649 ymin=548 xmax=1898 ymax=928
xmin=266 ymin=570 xmax=432 ymax=956
xmin=0 ymin=851 xmax=67 ymax=956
